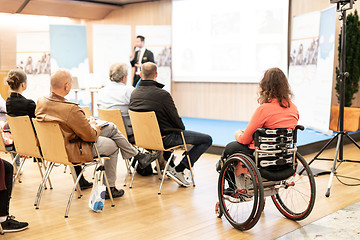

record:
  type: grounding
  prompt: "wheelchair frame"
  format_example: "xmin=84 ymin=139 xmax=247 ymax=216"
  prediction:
xmin=215 ymin=125 xmax=316 ymax=231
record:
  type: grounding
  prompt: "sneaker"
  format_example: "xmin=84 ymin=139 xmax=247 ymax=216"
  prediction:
xmin=166 ymin=169 xmax=191 ymax=187
xmin=137 ymin=151 xmax=161 ymax=169
xmin=105 ymin=187 xmax=125 ymax=199
xmin=1 ymin=216 xmax=29 ymax=233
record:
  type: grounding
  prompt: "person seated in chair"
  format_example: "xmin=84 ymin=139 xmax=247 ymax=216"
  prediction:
xmin=0 ymin=158 xmax=28 ymax=232
xmin=218 ymin=67 xmax=299 ymax=169
xmin=5 ymin=69 xmax=93 ymax=189
xmin=129 ymin=62 xmax=213 ymax=187
xmin=97 ymin=63 xmax=134 ymax=143
xmin=35 ymin=70 xmax=160 ymax=199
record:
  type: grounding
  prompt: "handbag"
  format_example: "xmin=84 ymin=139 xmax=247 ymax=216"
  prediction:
xmin=88 ymin=182 xmax=106 ymax=212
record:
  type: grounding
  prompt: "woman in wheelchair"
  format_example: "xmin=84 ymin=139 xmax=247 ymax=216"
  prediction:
xmin=215 ymin=68 xmax=315 ymax=231
xmin=219 ymin=67 xmax=299 ymax=162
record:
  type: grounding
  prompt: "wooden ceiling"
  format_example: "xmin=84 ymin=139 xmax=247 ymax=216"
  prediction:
xmin=0 ymin=0 xmax=159 ymax=20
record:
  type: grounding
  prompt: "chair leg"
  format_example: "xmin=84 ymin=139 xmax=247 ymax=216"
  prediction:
xmin=13 ymin=156 xmax=26 ymax=185
xmin=101 ymin=166 xmax=115 ymax=207
xmin=155 ymin=159 xmax=162 ymax=180
xmin=180 ymin=132 xmax=196 ymax=187
xmin=158 ymin=152 xmax=174 ymax=195
xmin=129 ymin=161 xmax=138 ymax=189
xmin=65 ymin=166 xmax=84 ymax=218
xmin=41 ymin=159 xmax=53 ymax=190
xmin=124 ymin=157 xmax=134 ymax=186
xmin=185 ymin=154 xmax=196 ymax=187
xmin=92 ymin=163 xmax=98 ymax=180
xmin=69 ymin=166 xmax=82 ymax=199
xmin=34 ymin=162 xmax=55 ymax=209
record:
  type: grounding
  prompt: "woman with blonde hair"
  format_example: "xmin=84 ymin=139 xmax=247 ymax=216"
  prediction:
xmin=220 ymin=67 xmax=299 ymax=160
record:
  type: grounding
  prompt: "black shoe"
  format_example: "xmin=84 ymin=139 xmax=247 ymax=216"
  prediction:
xmin=79 ymin=178 xmax=93 ymax=190
xmin=137 ymin=151 xmax=161 ymax=169
xmin=1 ymin=215 xmax=29 ymax=233
xmin=105 ymin=187 xmax=125 ymax=200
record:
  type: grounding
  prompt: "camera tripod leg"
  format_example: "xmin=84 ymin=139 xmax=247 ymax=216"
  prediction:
xmin=326 ymin=134 xmax=342 ymax=197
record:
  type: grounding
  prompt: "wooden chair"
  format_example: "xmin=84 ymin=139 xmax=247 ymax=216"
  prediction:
xmin=128 ymin=110 xmax=195 ymax=194
xmin=32 ymin=119 xmax=115 ymax=218
xmin=0 ymin=222 xmax=3 ymax=235
xmin=5 ymin=115 xmax=51 ymax=188
xmin=97 ymin=109 xmax=128 ymax=139
xmin=97 ymin=108 xmax=133 ymax=186
xmin=80 ymin=106 xmax=92 ymax=118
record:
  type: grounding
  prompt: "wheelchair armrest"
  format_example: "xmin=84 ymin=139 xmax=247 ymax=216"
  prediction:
xmin=254 ymin=128 xmax=266 ymax=147
xmin=293 ymin=125 xmax=304 ymax=144
xmin=295 ymin=125 xmax=305 ymax=131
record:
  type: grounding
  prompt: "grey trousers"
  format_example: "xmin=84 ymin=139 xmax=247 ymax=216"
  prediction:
xmin=94 ymin=122 xmax=138 ymax=187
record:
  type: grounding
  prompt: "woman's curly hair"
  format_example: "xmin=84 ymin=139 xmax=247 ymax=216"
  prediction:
xmin=258 ymin=67 xmax=293 ymax=108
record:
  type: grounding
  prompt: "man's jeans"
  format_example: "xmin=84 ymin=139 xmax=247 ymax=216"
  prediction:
xmin=162 ymin=130 xmax=212 ymax=169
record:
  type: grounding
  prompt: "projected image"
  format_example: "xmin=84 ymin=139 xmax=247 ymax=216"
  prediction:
xmin=211 ymin=12 xmax=241 ymax=36
xmin=17 ymin=53 xmax=51 ymax=75
xmin=172 ymin=0 xmax=289 ymax=83
xmin=289 ymin=39 xmax=319 ymax=66
xmin=155 ymin=46 xmax=171 ymax=67
xmin=257 ymin=9 xmax=284 ymax=34
xmin=211 ymin=45 xmax=242 ymax=71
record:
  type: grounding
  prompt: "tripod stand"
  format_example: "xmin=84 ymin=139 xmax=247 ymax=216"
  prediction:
xmin=306 ymin=1 xmax=360 ymax=197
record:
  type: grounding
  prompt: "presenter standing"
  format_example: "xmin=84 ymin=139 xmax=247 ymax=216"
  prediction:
xmin=130 ymin=35 xmax=155 ymax=87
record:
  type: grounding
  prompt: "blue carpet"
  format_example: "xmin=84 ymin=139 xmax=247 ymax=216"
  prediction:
xmin=182 ymin=117 xmax=335 ymax=147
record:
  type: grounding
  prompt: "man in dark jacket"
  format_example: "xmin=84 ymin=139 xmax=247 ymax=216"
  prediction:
xmin=129 ymin=62 xmax=212 ymax=187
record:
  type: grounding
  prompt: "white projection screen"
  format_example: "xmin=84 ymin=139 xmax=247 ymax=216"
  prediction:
xmin=172 ymin=0 xmax=289 ymax=83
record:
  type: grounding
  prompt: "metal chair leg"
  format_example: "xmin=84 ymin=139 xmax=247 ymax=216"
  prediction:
xmin=102 ymin=166 xmax=115 ymax=207
xmin=69 ymin=166 xmax=82 ymax=199
xmin=129 ymin=161 xmax=139 ymax=189
xmin=13 ymin=156 xmax=26 ymax=185
xmin=158 ymin=152 xmax=174 ymax=195
xmin=180 ymin=132 xmax=196 ymax=187
xmin=41 ymin=159 xmax=53 ymax=190
xmin=124 ymin=157 xmax=134 ymax=186
xmin=65 ymin=166 xmax=85 ymax=218
xmin=34 ymin=162 xmax=55 ymax=208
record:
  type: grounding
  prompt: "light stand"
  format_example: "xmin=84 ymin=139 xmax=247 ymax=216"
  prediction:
xmin=306 ymin=0 xmax=360 ymax=197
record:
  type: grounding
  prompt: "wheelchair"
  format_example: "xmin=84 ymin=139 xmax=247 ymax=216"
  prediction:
xmin=215 ymin=125 xmax=316 ymax=231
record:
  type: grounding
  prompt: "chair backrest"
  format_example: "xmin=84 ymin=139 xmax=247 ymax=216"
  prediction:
xmin=80 ymin=106 xmax=92 ymax=118
xmin=98 ymin=108 xmax=128 ymax=140
xmin=32 ymin=119 xmax=71 ymax=165
xmin=6 ymin=115 xmax=42 ymax=158
xmin=128 ymin=110 xmax=165 ymax=151
xmin=253 ymin=127 xmax=298 ymax=181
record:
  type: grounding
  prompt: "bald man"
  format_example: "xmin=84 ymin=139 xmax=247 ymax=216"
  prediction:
xmin=35 ymin=70 xmax=159 ymax=199
xmin=130 ymin=63 xmax=212 ymax=187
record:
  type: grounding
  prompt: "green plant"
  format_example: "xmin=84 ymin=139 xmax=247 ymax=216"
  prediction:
xmin=335 ymin=10 xmax=360 ymax=107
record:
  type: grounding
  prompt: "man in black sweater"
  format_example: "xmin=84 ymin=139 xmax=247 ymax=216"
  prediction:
xmin=129 ymin=62 xmax=212 ymax=187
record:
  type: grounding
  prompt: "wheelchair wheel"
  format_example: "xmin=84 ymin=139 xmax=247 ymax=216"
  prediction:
xmin=218 ymin=153 xmax=265 ymax=231
xmin=271 ymin=152 xmax=316 ymax=221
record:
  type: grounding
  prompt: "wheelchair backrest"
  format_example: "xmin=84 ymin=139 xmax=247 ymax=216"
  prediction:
xmin=253 ymin=126 xmax=303 ymax=181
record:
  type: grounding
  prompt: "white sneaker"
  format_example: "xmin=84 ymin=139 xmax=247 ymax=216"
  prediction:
xmin=166 ymin=169 xmax=191 ymax=187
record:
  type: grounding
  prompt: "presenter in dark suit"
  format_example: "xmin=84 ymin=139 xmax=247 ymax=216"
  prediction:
xmin=130 ymin=35 xmax=155 ymax=87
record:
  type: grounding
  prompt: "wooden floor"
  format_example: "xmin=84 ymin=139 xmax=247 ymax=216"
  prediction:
xmin=2 ymin=143 xmax=360 ymax=240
